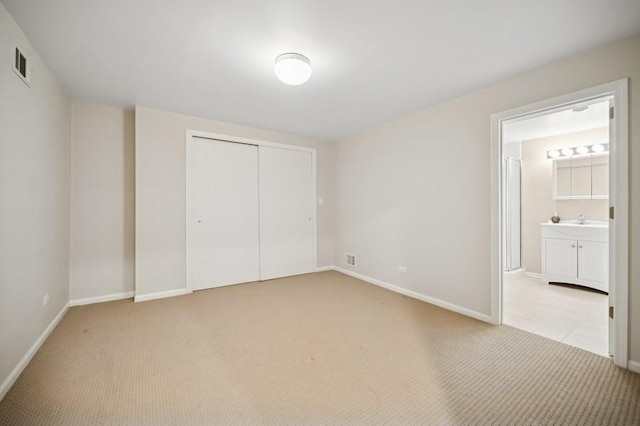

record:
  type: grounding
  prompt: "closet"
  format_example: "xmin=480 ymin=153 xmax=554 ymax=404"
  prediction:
xmin=187 ymin=136 xmax=315 ymax=291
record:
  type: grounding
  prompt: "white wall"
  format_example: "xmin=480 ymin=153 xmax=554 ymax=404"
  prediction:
xmin=333 ymin=34 xmax=640 ymax=362
xmin=0 ymin=3 xmax=71 ymax=391
xmin=503 ymin=142 xmax=521 ymax=160
xmin=135 ymin=107 xmax=333 ymax=298
xmin=70 ymin=102 xmax=135 ymax=301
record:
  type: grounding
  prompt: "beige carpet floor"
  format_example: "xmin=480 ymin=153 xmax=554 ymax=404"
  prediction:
xmin=0 ymin=271 xmax=638 ymax=425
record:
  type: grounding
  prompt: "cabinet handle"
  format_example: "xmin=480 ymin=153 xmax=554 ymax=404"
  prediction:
xmin=579 ymin=245 xmax=583 ymax=249
xmin=571 ymin=245 xmax=576 ymax=248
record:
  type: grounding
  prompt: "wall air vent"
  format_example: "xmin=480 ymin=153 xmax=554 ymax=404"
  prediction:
xmin=13 ymin=47 xmax=31 ymax=87
xmin=345 ymin=253 xmax=356 ymax=267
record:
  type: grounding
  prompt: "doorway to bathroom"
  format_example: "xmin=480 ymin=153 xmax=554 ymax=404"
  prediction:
xmin=490 ymin=80 xmax=629 ymax=368
xmin=502 ymin=98 xmax=610 ymax=356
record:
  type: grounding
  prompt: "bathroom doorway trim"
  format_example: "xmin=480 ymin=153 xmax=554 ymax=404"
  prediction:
xmin=489 ymin=79 xmax=629 ymax=369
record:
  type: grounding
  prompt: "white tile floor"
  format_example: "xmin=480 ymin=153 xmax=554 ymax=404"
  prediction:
xmin=503 ymin=271 xmax=609 ymax=357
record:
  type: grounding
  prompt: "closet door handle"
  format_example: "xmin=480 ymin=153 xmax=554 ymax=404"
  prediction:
xmin=578 ymin=245 xmax=583 ymax=249
xmin=571 ymin=245 xmax=576 ymax=248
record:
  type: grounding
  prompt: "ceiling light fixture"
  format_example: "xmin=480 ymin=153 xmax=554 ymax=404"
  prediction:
xmin=274 ymin=53 xmax=312 ymax=86
xmin=546 ymin=143 xmax=609 ymax=159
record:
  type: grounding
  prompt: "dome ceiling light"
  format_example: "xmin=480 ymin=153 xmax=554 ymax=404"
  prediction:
xmin=274 ymin=53 xmax=312 ymax=86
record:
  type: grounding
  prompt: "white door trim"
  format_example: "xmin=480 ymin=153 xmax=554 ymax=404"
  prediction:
xmin=185 ymin=129 xmax=318 ymax=292
xmin=489 ymin=79 xmax=629 ymax=369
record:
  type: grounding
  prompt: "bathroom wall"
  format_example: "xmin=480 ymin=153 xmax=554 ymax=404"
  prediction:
xmin=503 ymin=141 xmax=521 ymax=160
xmin=521 ymin=127 xmax=609 ymax=274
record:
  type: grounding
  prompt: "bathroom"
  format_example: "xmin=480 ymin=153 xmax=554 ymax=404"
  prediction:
xmin=501 ymin=99 xmax=610 ymax=357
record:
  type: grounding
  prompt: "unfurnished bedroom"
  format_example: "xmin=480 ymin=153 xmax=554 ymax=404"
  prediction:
xmin=1 ymin=1 xmax=640 ymax=424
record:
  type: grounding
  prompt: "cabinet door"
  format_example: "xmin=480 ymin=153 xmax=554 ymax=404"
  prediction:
xmin=554 ymin=159 xmax=571 ymax=198
xmin=591 ymin=156 xmax=609 ymax=198
xmin=545 ymin=238 xmax=577 ymax=278
xmin=578 ymin=241 xmax=608 ymax=283
xmin=571 ymin=157 xmax=592 ymax=198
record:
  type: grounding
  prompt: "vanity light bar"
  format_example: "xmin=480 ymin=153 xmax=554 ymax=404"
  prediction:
xmin=547 ymin=143 xmax=609 ymax=159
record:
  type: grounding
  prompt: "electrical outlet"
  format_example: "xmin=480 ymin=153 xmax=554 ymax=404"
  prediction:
xmin=43 ymin=294 xmax=50 ymax=307
xmin=398 ymin=266 xmax=408 ymax=273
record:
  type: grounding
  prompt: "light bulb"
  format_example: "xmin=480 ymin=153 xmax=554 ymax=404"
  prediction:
xmin=561 ymin=148 xmax=574 ymax=156
xmin=576 ymin=146 xmax=590 ymax=155
xmin=548 ymin=150 xmax=561 ymax=158
xmin=591 ymin=144 xmax=605 ymax=153
xmin=274 ymin=53 xmax=312 ymax=86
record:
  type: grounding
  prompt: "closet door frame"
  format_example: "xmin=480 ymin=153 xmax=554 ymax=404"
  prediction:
xmin=185 ymin=129 xmax=317 ymax=292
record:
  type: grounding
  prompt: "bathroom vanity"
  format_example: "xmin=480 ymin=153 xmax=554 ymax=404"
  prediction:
xmin=541 ymin=221 xmax=608 ymax=293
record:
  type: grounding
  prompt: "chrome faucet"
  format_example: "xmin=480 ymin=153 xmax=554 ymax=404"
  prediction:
xmin=578 ymin=214 xmax=586 ymax=224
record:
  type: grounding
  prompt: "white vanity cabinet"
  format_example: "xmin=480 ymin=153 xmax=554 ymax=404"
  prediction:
xmin=541 ymin=222 xmax=608 ymax=293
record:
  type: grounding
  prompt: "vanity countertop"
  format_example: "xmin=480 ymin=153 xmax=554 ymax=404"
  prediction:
xmin=541 ymin=220 xmax=608 ymax=241
xmin=542 ymin=220 xmax=608 ymax=229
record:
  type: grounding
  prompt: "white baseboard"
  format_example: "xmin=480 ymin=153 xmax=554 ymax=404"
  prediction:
xmin=69 ymin=291 xmax=134 ymax=307
xmin=525 ymin=272 xmax=543 ymax=280
xmin=628 ymin=360 xmax=640 ymax=374
xmin=0 ymin=302 xmax=69 ymax=401
xmin=333 ymin=267 xmax=493 ymax=323
xmin=134 ymin=288 xmax=191 ymax=303
xmin=315 ymin=266 xmax=334 ymax=272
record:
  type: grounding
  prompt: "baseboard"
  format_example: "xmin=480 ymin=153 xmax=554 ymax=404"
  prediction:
xmin=134 ymin=288 xmax=191 ymax=303
xmin=0 ymin=302 xmax=69 ymax=401
xmin=69 ymin=291 xmax=134 ymax=307
xmin=503 ymin=268 xmax=525 ymax=275
xmin=629 ymin=360 xmax=640 ymax=374
xmin=315 ymin=266 xmax=334 ymax=272
xmin=525 ymin=272 xmax=543 ymax=280
xmin=333 ymin=267 xmax=493 ymax=323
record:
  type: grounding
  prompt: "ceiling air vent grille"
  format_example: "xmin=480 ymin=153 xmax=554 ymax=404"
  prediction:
xmin=13 ymin=47 xmax=31 ymax=87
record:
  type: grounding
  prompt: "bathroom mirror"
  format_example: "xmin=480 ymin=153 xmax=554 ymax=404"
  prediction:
xmin=553 ymin=154 xmax=608 ymax=200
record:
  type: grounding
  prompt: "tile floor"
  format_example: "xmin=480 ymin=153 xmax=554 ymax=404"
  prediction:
xmin=503 ymin=271 xmax=609 ymax=357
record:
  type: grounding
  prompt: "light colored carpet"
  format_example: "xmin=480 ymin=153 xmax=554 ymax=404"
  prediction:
xmin=0 ymin=271 xmax=638 ymax=425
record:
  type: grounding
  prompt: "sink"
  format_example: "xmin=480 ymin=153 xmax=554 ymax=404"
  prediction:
xmin=542 ymin=220 xmax=608 ymax=239
xmin=549 ymin=220 xmax=608 ymax=227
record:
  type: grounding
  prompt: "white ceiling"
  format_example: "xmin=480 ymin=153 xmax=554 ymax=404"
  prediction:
xmin=2 ymin=0 xmax=640 ymax=140
xmin=503 ymin=99 xmax=610 ymax=144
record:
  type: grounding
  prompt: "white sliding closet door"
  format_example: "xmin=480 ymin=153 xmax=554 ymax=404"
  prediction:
xmin=188 ymin=138 xmax=260 ymax=290
xmin=259 ymin=146 xmax=314 ymax=280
